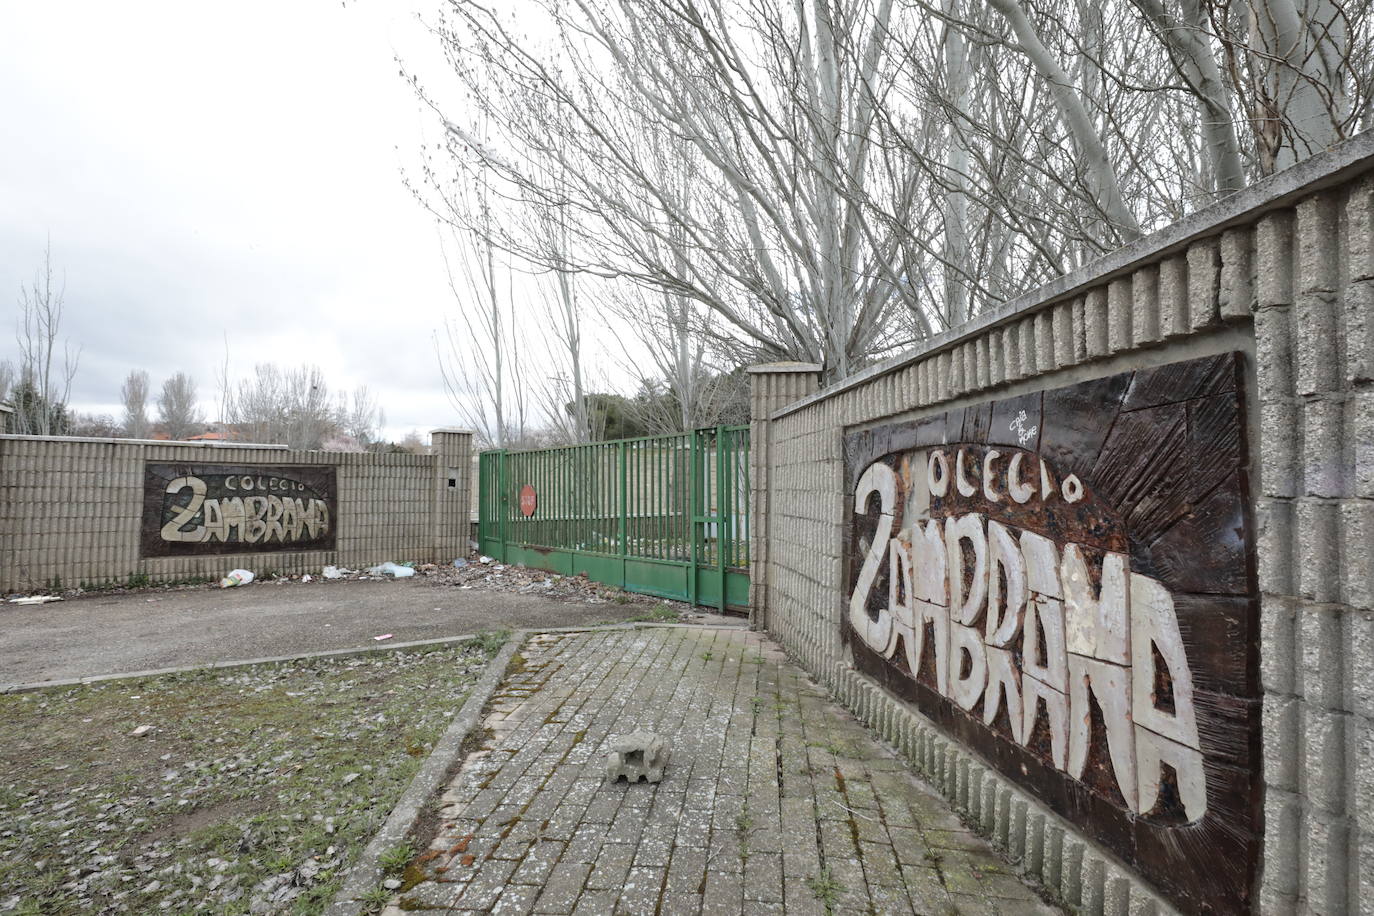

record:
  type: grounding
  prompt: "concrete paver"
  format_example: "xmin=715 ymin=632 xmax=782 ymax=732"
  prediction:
xmin=385 ymin=627 xmax=1063 ymax=915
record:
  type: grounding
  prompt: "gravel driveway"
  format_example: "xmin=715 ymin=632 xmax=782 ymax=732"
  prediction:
xmin=1 ymin=572 xmax=732 ymax=686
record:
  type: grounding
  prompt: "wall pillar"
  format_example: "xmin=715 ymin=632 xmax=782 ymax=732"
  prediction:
xmin=747 ymin=363 xmax=822 ymax=632
xmin=431 ymin=429 xmax=474 ymax=564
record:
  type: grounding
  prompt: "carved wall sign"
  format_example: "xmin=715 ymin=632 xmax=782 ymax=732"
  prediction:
xmin=843 ymin=353 xmax=1258 ymax=914
xmin=141 ymin=464 xmax=337 ymax=557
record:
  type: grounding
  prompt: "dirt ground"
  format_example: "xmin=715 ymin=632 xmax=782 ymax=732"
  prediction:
xmin=0 ymin=569 xmax=738 ymax=686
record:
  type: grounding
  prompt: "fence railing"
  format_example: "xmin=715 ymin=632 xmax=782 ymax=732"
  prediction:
xmin=477 ymin=425 xmax=749 ymax=613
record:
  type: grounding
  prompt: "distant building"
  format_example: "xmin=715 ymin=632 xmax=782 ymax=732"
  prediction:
xmin=0 ymin=402 xmax=13 ymax=434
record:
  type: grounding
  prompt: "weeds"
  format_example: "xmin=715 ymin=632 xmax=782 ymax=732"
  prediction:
xmin=380 ymin=841 xmax=417 ymax=874
xmin=807 ymin=869 xmax=844 ymax=913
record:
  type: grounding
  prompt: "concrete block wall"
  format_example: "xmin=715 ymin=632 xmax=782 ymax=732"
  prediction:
xmin=0 ymin=430 xmax=473 ymax=592
xmin=751 ymin=132 xmax=1374 ymax=914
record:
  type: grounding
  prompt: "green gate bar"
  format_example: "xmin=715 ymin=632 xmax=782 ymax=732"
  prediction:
xmin=476 ymin=426 xmax=750 ymax=614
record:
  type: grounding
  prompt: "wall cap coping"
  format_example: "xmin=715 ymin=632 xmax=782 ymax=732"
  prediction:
xmin=747 ymin=362 xmax=823 ymax=374
xmin=773 ymin=127 xmax=1374 ymax=421
xmin=0 ymin=434 xmax=288 ymax=449
xmin=430 ymin=427 xmax=476 ymax=435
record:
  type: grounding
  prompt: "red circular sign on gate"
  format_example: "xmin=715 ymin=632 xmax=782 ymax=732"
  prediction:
xmin=518 ymin=484 xmax=537 ymax=517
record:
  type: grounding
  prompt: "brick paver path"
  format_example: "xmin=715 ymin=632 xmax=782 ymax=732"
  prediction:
xmin=385 ymin=627 xmax=1062 ymax=915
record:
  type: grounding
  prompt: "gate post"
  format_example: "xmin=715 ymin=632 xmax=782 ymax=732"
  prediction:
xmin=431 ymin=428 xmax=474 ymax=564
xmin=747 ymin=363 xmax=821 ymax=632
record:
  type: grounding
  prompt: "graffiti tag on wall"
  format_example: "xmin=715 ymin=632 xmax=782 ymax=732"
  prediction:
xmin=843 ymin=353 xmax=1258 ymax=915
xmin=141 ymin=464 xmax=337 ymax=557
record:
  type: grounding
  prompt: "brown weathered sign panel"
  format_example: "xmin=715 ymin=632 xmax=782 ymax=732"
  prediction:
xmin=141 ymin=464 xmax=337 ymax=557
xmin=843 ymin=352 xmax=1258 ymax=914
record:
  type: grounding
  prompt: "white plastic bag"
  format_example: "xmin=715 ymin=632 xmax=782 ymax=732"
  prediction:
xmin=220 ymin=569 xmax=255 ymax=588
xmin=366 ymin=562 xmax=415 ymax=578
xmin=322 ymin=566 xmax=346 ymax=579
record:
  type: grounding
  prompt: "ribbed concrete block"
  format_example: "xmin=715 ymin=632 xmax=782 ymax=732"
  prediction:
xmin=1061 ymin=837 xmax=1087 ymax=907
xmin=1303 ymin=705 xmax=1348 ymax=813
xmin=976 ymin=334 xmax=991 ymax=391
xmin=1187 ymin=238 xmax=1221 ymax=329
xmin=1024 ymin=810 xmax=1046 ymax=877
xmin=1258 ymin=399 xmax=1300 ymax=498
xmin=1220 ymin=227 xmax=1256 ymax=319
xmin=1002 ymin=325 xmax=1022 ymax=383
xmin=1034 ymin=311 xmax=1055 ymax=372
xmin=1352 ymin=391 xmax=1374 ymax=499
xmin=1350 ymin=175 xmax=1374 ymax=282
xmin=1158 ymin=254 xmax=1189 ymax=338
xmin=1072 ymin=295 xmax=1089 ymax=362
xmin=1354 ymin=716 xmax=1374 ymax=831
xmin=949 ymin=346 xmax=965 ymax=401
xmin=1304 ymin=810 xmax=1349 ymax=915
xmin=1085 ymin=287 xmax=1109 ymax=357
xmin=1254 ymin=306 xmax=1295 ymax=403
xmin=1303 ymin=399 xmax=1344 ymax=497
xmin=1262 ymin=694 xmax=1300 ymax=791
xmin=1053 ymin=300 xmax=1074 ymax=367
xmin=1103 ymin=867 xmax=1131 ymax=916
xmin=992 ymin=786 xmax=1012 ymax=849
xmin=1008 ymin=798 xmax=1028 ymax=861
xmin=1081 ymin=855 xmax=1107 ymax=916
xmin=1107 ymin=276 xmax=1133 ymax=354
xmin=1350 ymin=610 xmax=1374 ymax=717
xmin=1257 ymin=209 xmax=1296 ymax=307
xmin=1255 ymin=497 xmax=1296 ymax=595
xmin=987 ymin=329 xmax=1005 ymax=389
xmin=1019 ymin=317 xmax=1037 ymax=377
xmin=1127 ymin=889 xmax=1161 ymax=916
xmin=1299 ymin=602 xmax=1347 ymax=709
xmin=1131 ymin=266 xmax=1161 ymax=345
xmin=1348 ymin=280 xmax=1374 ymax=384
xmin=1260 ymin=594 xmax=1299 ymax=694
xmin=1043 ymin=820 xmax=1065 ymax=889
xmin=1296 ymin=500 xmax=1341 ymax=603
xmin=1296 ymin=194 xmax=1341 ymax=396
xmin=1356 ymin=832 xmax=1374 ymax=916
xmin=979 ymin=775 xmax=998 ymax=835
xmin=1260 ymin=788 xmax=1301 ymax=901
xmin=967 ymin=765 xmax=984 ymax=820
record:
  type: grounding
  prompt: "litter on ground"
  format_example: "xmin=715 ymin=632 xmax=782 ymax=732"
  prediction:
xmin=7 ymin=595 xmax=63 ymax=605
xmin=219 ymin=569 xmax=254 ymax=588
xmin=366 ymin=562 xmax=415 ymax=578
xmin=373 ymin=634 xmax=394 ymax=641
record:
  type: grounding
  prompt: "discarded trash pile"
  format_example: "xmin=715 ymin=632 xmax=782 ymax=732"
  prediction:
xmin=424 ymin=555 xmax=676 ymax=607
xmin=6 ymin=554 xmax=690 ymax=614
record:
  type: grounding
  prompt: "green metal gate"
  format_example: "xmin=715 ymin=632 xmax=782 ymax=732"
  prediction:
xmin=477 ymin=426 xmax=750 ymax=613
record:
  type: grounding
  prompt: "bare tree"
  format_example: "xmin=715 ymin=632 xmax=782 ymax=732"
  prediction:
xmin=13 ymin=242 xmax=80 ymax=435
xmin=121 ymin=370 xmax=151 ymax=439
xmin=413 ymin=0 xmax=925 ymax=381
xmin=335 ymin=385 xmax=385 ymax=446
xmin=157 ymin=372 xmax=204 ymax=440
xmin=432 ymin=170 xmax=531 ymax=450
xmin=0 ymin=360 xmax=14 ymax=405
xmin=222 ymin=363 xmax=338 ymax=450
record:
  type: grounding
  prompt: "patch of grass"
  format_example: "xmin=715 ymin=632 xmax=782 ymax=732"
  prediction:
xmin=624 ymin=603 xmax=679 ymax=623
xmin=807 ymin=868 xmax=844 ymax=913
xmin=701 ymin=651 xmax=714 ymax=662
xmin=470 ymin=629 xmax=510 ymax=654
xmin=380 ymin=841 xmax=417 ymax=874
xmin=0 ymin=637 xmax=502 ymax=915
xmin=125 ymin=570 xmax=152 ymax=589
xmin=359 ymin=884 xmax=393 ymax=914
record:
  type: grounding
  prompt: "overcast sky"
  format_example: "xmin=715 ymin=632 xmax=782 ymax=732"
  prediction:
xmin=0 ymin=1 xmax=522 ymax=442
